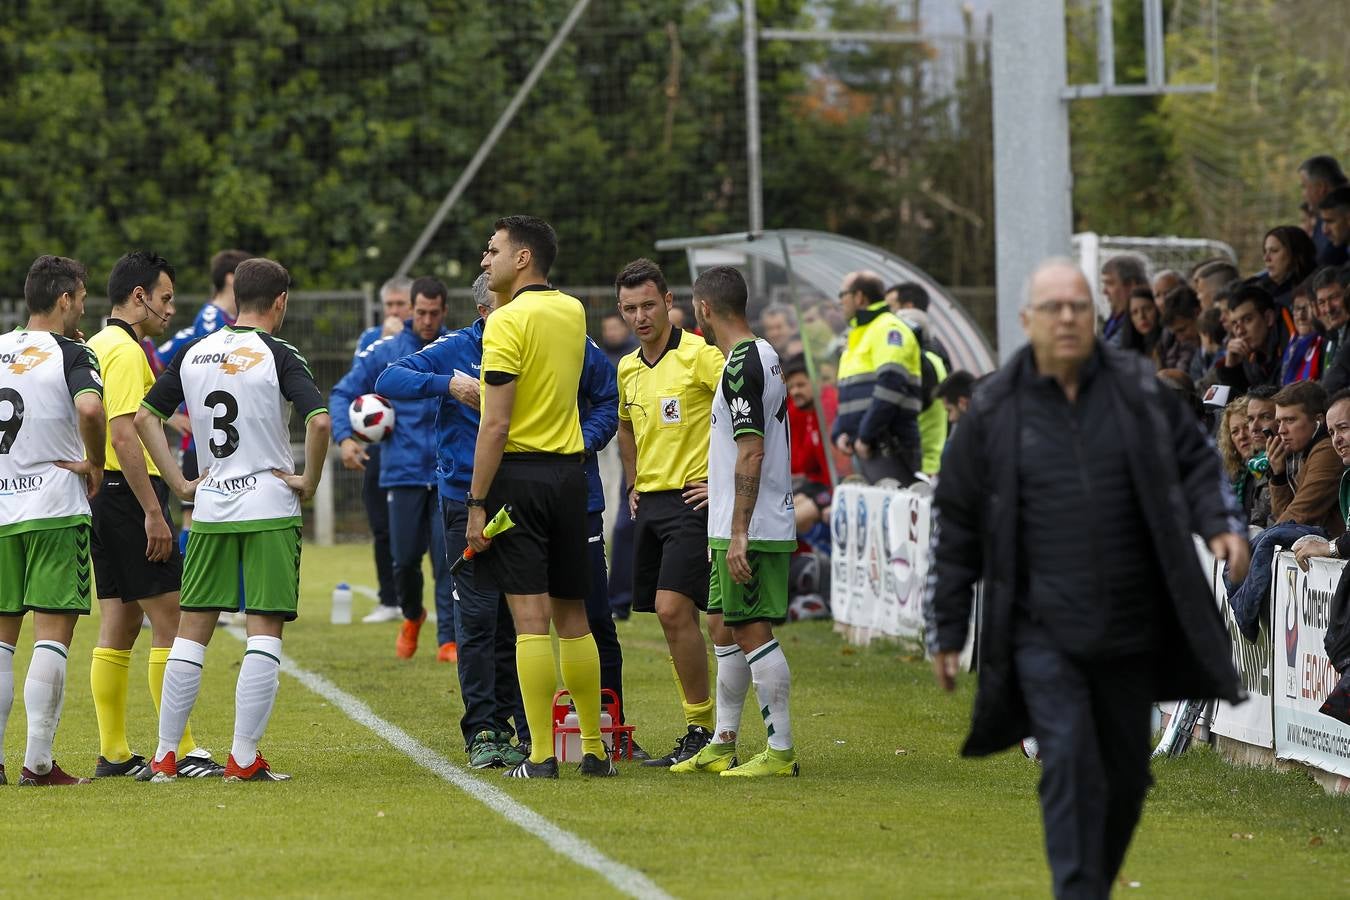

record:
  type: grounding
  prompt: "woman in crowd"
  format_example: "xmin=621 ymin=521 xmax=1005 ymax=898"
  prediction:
xmin=1281 ymin=280 xmax=1325 ymax=383
xmin=1218 ymin=396 xmax=1264 ymax=527
xmin=1258 ymin=224 xmax=1317 ymax=311
xmin=1123 ymin=285 xmax=1161 ymax=360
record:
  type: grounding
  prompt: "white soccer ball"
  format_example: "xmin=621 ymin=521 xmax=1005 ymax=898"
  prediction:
xmin=1020 ymin=737 xmax=1042 ymax=763
xmin=788 ymin=593 xmax=830 ymax=622
xmin=349 ymin=393 xmax=395 ymax=444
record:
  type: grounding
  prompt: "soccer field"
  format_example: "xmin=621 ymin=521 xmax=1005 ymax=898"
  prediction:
xmin=1 ymin=544 xmax=1346 ymax=898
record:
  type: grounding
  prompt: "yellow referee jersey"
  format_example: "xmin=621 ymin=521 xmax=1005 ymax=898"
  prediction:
xmin=618 ymin=327 xmax=724 ymax=492
xmin=87 ymin=320 xmax=161 ymax=476
xmin=481 ymin=285 xmax=586 ymax=455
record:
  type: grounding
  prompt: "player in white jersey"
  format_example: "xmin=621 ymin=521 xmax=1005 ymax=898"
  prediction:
xmin=0 ymin=255 xmax=107 ymax=786
xmin=134 ymin=257 xmax=331 ymax=783
xmin=671 ymin=265 xmax=799 ymax=778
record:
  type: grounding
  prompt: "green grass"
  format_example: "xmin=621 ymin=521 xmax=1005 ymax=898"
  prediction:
xmin=1 ymin=544 xmax=1347 ymax=898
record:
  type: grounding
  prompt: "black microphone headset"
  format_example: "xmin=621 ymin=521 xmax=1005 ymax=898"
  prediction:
xmin=137 ymin=289 xmax=171 ymax=326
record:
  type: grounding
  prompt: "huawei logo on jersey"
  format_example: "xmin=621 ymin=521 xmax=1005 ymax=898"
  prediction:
xmin=2 ymin=345 xmax=52 ymax=375
xmin=220 ymin=347 xmax=265 ymax=375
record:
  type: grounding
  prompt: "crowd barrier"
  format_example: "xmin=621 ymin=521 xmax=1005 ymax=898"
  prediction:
xmin=830 ymin=482 xmax=1348 ymax=791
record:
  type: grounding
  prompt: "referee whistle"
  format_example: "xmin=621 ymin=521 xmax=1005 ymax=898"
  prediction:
xmin=451 ymin=505 xmax=515 ymax=574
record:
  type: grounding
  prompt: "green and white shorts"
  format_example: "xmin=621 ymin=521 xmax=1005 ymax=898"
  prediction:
xmin=0 ymin=523 xmax=92 ymax=616
xmin=706 ymin=546 xmax=791 ymax=625
xmin=182 ymin=526 xmax=302 ymax=621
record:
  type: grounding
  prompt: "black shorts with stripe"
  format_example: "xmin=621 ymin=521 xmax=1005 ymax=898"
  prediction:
xmin=481 ymin=453 xmax=589 ymax=599
xmin=632 ymin=489 xmax=709 ymax=612
xmin=90 ymin=474 xmax=183 ymax=602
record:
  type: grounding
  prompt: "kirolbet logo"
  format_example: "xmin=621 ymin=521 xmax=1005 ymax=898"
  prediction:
xmin=2 ymin=345 xmax=52 ymax=375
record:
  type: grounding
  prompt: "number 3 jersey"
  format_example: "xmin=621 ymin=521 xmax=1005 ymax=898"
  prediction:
xmin=0 ymin=329 xmax=103 ymax=533
xmin=143 ymin=326 xmax=326 ymax=532
xmin=707 ymin=337 xmax=796 ymax=550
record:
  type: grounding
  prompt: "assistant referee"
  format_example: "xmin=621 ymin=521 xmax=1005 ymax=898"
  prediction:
xmin=466 ymin=215 xmax=614 ymax=779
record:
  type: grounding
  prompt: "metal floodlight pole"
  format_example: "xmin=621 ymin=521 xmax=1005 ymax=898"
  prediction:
xmin=744 ymin=0 xmax=764 ymax=236
xmin=1143 ymin=0 xmax=1166 ymax=88
xmin=992 ymin=0 xmax=1073 ymax=360
xmin=1097 ymin=0 xmax=1115 ymax=87
xmin=394 ymin=0 xmax=594 ymax=278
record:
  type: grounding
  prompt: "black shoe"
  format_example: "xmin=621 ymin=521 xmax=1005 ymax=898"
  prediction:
xmin=579 ymin=753 xmax=618 ymax=777
xmin=503 ymin=756 xmax=559 ymax=779
xmin=177 ymin=750 xmax=226 ymax=778
xmin=94 ymin=754 xmax=148 ymax=779
xmin=641 ymin=725 xmax=713 ymax=767
xmin=615 ymin=732 xmax=650 ymax=761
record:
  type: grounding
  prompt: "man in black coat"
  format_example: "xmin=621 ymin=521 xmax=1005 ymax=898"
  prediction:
xmin=925 ymin=259 xmax=1250 ymax=899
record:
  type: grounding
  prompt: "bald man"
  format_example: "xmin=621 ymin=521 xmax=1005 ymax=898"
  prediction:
xmin=925 ymin=258 xmax=1248 ymax=898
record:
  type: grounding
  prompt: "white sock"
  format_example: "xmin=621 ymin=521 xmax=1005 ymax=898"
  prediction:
xmin=231 ymin=636 xmax=282 ymax=767
xmin=747 ymin=639 xmax=793 ymax=752
xmin=23 ymin=641 xmax=69 ymax=775
xmin=713 ymin=644 xmax=751 ymax=744
xmin=0 ymin=641 xmax=15 ymax=770
xmin=155 ymin=638 xmax=207 ymax=763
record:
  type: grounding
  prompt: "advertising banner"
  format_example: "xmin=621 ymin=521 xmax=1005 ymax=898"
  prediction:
xmin=831 ymin=484 xmax=928 ymax=641
xmin=1271 ymin=553 xmax=1350 ymax=778
xmin=1200 ymin=541 xmax=1274 ymax=748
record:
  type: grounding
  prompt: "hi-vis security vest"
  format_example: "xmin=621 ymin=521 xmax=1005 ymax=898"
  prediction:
xmin=833 ymin=302 xmax=924 ymax=462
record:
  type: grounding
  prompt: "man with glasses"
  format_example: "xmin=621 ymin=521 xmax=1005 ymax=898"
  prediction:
xmin=927 ymin=257 xmax=1249 ymax=897
xmin=832 ymin=271 xmax=923 ymax=485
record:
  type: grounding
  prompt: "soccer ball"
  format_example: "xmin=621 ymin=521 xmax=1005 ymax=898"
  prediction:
xmin=788 ymin=593 xmax=830 ymax=622
xmin=349 ymin=393 xmax=395 ymax=444
xmin=1020 ymin=737 xmax=1042 ymax=763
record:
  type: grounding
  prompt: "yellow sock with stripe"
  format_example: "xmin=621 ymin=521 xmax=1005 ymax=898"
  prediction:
xmin=91 ymin=648 xmax=133 ymax=762
xmin=559 ymin=634 xmax=605 ymax=758
xmin=149 ymin=646 xmax=199 ymax=756
xmin=516 ymin=634 xmax=558 ymax=764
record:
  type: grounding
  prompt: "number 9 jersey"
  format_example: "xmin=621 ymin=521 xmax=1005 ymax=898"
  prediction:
xmin=0 ymin=329 xmax=103 ymax=532
xmin=142 ymin=326 xmax=327 ymax=533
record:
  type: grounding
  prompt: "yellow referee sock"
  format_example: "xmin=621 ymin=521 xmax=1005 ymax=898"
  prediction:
xmin=91 ymin=648 xmax=133 ymax=763
xmin=559 ymin=634 xmax=605 ymax=759
xmin=516 ymin=634 xmax=558 ymax=764
xmin=148 ymin=646 xmax=198 ymax=757
xmin=669 ymin=655 xmax=715 ymax=730
xmin=683 ymin=696 xmax=716 ymax=731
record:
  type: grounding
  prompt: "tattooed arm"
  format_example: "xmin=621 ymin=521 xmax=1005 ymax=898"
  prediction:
xmin=727 ymin=434 xmax=766 ymax=584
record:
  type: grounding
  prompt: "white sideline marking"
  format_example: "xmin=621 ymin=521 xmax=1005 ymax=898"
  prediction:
xmin=225 ymin=627 xmax=670 ymax=900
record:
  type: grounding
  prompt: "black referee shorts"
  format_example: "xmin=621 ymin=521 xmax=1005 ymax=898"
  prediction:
xmin=632 ymin=490 xmax=709 ymax=612
xmin=90 ymin=474 xmax=183 ymax=602
xmin=481 ymin=453 xmax=589 ymax=599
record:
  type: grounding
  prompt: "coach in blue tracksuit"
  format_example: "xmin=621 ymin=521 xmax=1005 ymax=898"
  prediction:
xmin=377 ymin=275 xmax=625 ymax=765
xmin=332 ymin=276 xmax=454 ymax=658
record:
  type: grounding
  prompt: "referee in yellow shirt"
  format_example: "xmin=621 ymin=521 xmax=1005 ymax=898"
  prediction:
xmin=467 ymin=215 xmax=614 ymax=779
xmin=615 ymin=258 xmax=725 ymax=767
xmin=86 ymin=251 xmax=218 ymax=778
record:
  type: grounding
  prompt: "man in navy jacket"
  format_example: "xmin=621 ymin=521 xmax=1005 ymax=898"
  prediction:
xmin=377 ymin=275 xmax=626 ymax=765
xmin=331 ymin=276 xmax=453 ymax=660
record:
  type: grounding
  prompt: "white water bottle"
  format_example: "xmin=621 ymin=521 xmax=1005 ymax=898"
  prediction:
xmin=331 ymin=583 xmax=352 ymax=625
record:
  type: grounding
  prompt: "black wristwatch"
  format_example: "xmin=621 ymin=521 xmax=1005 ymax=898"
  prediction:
xmin=465 ymin=495 xmax=486 ymax=509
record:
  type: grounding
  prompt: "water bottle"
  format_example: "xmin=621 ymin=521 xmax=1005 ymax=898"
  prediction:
xmin=331 ymin=583 xmax=352 ymax=625
xmin=555 ymin=708 xmax=614 ymax=760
